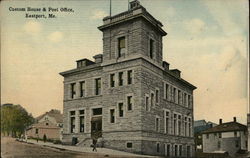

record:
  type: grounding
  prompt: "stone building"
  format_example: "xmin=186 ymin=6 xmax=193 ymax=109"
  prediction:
xmin=26 ymin=109 xmax=63 ymax=140
xmin=202 ymin=117 xmax=248 ymax=156
xmin=60 ymin=0 xmax=196 ymax=156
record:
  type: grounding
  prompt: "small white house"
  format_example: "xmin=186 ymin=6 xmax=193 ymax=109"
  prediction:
xmin=202 ymin=117 xmax=247 ymax=157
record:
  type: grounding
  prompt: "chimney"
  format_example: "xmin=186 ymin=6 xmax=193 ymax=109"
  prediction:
xmin=93 ymin=54 xmax=103 ymax=64
xmin=129 ymin=0 xmax=140 ymax=10
xmin=76 ymin=59 xmax=95 ymax=68
xmin=233 ymin=117 xmax=236 ymax=122
xmin=162 ymin=61 xmax=169 ymax=71
xmin=219 ymin=119 xmax=222 ymax=125
xmin=170 ymin=69 xmax=181 ymax=78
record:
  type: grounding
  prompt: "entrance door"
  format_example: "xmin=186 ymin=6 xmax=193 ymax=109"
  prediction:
xmin=91 ymin=116 xmax=102 ymax=139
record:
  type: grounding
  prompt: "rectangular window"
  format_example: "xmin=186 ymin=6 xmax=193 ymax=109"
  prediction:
xmin=127 ymin=96 xmax=133 ymax=111
xmin=127 ymin=142 xmax=132 ymax=148
xmin=79 ymin=116 xmax=84 ymax=132
xmin=174 ymin=114 xmax=177 ymax=135
xmin=206 ymin=134 xmax=209 ymax=139
xmin=95 ymin=78 xmax=101 ymax=95
xmin=173 ymin=88 xmax=176 ymax=103
xmin=164 ymin=111 xmax=170 ymax=134
xmin=188 ymin=95 xmax=191 ymax=107
xmin=118 ymin=72 xmax=123 ymax=86
xmin=118 ymin=36 xmax=125 ymax=57
xmin=156 ymin=117 xmax=160 ymax=132
xmin=184 ymin=93 xmax=187 ymax=106
xmin=178 ymin=90 xmax=181 ymax=105
xmin=178 ymin=115 xmax=181 ymax=135
xmin=234 ymin=131 xmax=237 ymax=137
xmin=35 ymin=128 xmax=38 ymax=134
xmin=155 ymin=89 xmax=159 ymax=104
xmin=166 ymin=144 xmax=171 ymax=157
xmin=149 ymin=39 xmax=154 ymax=59
xmin=70 ymin=111 xmax=75 ymax=116
xmin=127 ymin=70 xmax=133 ymax=85
xmin=151 ymin=92 xmax=154 ymax=107
xmin=187 ymin=146 xmax=191 ymax=158
xmin=80 ymin=81 xmax=85 ymax=97
xmin=219 ymin=132 xmax=222 ymax=138
xmin=188 ymin=118 xmax=192 ymax=137
xmin=156 ymin=143 xmax=160 ymax=153
xmin=174 ymin=145 xmax=178 ymax=157
xmin=118 ymin=103 xmax=124 ymax=117
xmin=179 ymin=145 xmax=182 ymax=157
xmin=70 ymin=111 xmax=76 ymax=133
xmin=110 ymin=109 xmax=115 ymax=123
xmin=165 ymin=84 xmax=169 ymax=100
xmin=93 ymin=108 xmax=102 ymax=115
xmin=145 ymin=96 xmax=149 ymax=111
xmin=110 ymin=74 xmax=115 ymax=87
xmin=79 ymin=110 xmax=84 ymax=133
xmin=71 ymin=83 xmax=76 ymax=99
xmin=184 ymin=117 xmax=187 ymax=136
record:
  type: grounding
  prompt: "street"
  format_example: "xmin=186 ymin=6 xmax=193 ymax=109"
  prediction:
xmin=1 ymin=137 xmax=147 ymax=158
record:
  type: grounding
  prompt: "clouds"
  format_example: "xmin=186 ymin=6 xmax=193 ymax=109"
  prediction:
xmin=184 ymin=18 xmax=206 ymax=35
xmin=22 ymin=21 xmax=64 ymax=43
xmin=47 ymin=31 xmax=63 ymax=43
xmin=202 ymin=0 xmax=248 ymax=36
xmin=164 ymin=33 xmax=248 ymax=123
xmin=90 ymin=9 xmax=108 ymax=20
xmin=23 ymin=21 xmax=42 ymax=35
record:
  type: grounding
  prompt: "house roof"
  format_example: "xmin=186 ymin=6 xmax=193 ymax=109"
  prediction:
xmin=194 ymin=120 xmax=207 ymax=127
xmin=36 ymin=109 xmax=63 ymax=123
xmin=202 ymin=121 xmax=247 ymax=134
xmin=27 ymin=120 xmax=60 ymax=130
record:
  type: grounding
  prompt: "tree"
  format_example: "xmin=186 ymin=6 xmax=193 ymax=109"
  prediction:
xmin=1 ymin=104 xmax=34 ymax=137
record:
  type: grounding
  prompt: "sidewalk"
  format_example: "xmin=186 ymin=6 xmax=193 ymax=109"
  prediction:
xmin=20 ymin=139 xmax=157 ymax=158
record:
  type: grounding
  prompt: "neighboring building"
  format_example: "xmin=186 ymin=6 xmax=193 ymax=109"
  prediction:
xmin=202 ymin=117 xmax=248 ymax=156
xmin=36 ymin=109 xmax=63 ymax=127
xmin=248 ymin=113 xmax=250 ymax=152
xmin=60 ymin=0 xmax=196 ymax=156
xmin=26 ymin=109 xmax=63 ymax=140
xmin=194 ymin=120 xmax=217 ymax=151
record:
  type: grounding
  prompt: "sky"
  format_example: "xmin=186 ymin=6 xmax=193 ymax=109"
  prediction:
xmin=1 ymin=0 xmax=249 ymax=124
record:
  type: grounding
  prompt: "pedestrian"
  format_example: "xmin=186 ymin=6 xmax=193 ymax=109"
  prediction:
xmin=25 ymin=134 xmax=27 ymax=142
xmin=43 ymin=134 xmax=47 ymax=143
xmin=92 ymin=138 xmax=97 ymax=152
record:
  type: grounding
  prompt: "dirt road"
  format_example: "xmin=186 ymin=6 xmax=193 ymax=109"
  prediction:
xmin=1 ymin=137 xmax=146 ymax=158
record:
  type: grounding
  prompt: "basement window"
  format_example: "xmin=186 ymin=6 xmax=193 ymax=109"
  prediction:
xmin=127 ymin=142 xmax=133 ymax=148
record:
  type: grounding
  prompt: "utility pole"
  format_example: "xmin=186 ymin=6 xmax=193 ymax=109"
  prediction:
xmin=110 ymin=0 xmax=112 ymax=16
